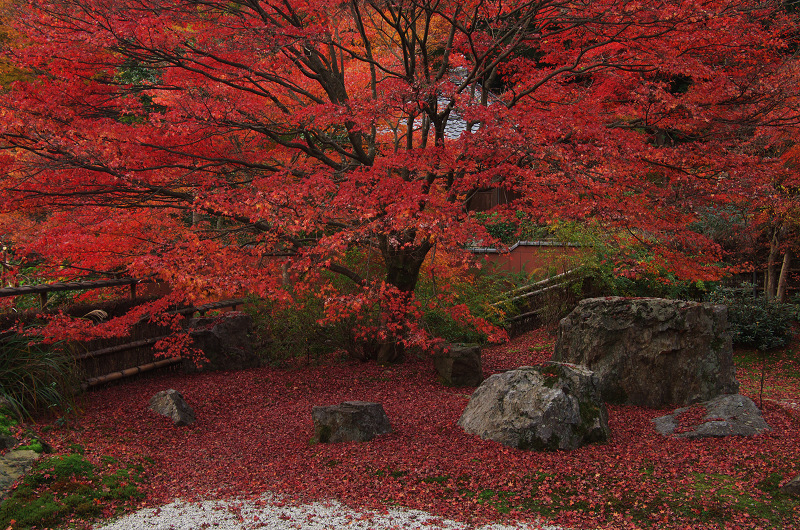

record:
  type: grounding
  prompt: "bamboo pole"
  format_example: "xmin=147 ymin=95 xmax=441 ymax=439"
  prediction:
xmin=491 ymin=268 xmax=582 ymax=307
xmin=82 ymin=357 xmax=182 ymax=389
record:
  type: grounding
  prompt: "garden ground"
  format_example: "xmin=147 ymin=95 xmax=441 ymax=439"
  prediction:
xmin=4 ymin=328 xmax=800 ymax=529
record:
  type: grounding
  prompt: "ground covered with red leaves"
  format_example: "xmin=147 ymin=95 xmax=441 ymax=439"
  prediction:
xmin=40 ymin=329 xmax=800 ymax=529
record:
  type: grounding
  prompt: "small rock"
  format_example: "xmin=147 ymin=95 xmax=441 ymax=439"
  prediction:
xmin=149 ymin=389 xmax=196 ymax=426
xmin=312 ymin=401 xmax=391 ymax=443
xmin=0 ymin=449 xmax=40 ymax=499
xmin=780 ymin=474 xmax=800 ymax=497
xmin=183 ymin=312 xmax=259 ymax=373
xmin=652 ymin=394 xmax=769 ymax=438
xmin=0 ymin=435 xmax=18 ymax=451
xmin=433 ymin=343 xmax=483 ymax=387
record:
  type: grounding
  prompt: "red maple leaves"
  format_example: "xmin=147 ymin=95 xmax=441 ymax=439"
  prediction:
xmin=32 ymin=331 xmax=800 ymax=529
xmin=0 ymin=0 xmax=798 ymax=351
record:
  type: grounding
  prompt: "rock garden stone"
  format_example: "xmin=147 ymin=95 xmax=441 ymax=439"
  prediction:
xmin=553 ymin=297 xmax=738 ymax=407
xmin=184 ymin=311 xmax=259 ymax=373
xmin=0 ymin=449 xmax=40 ymax=499
xmin=0 ymin=435 xmax=17 ymax=451
xmin=780 ymin=474 xmax=800 ymax=497
xmin=458 ymin=363 xmax=610 ymax=451
xmin=433 ymin=343 xmax=483 ymax=386
xmin=312 ymin=401 xmax=391 ymax=443
xmin=652 ymin=394 xmax=769 ymax=438
xmin=149 ymin=389 xmax=196 ymax=426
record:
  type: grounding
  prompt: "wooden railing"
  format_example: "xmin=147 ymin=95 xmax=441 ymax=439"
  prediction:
xmin=0 ymin=277 xmax=154 ymax=307
xmin=495 ymin=268 xmax=586 ymax=334
xmin=1 ymin=278 xmax=247 ymax=388
xmin=80 ymin=298 xmax=247 ymax=389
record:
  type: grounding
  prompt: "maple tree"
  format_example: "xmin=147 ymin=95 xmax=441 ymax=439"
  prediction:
xmin=0 ymin=0 xmax=799 ymax=358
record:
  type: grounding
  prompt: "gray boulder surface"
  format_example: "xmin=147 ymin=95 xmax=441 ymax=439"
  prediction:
xmin=553 ymin=297 xmax=738 ymax=407
xmin=652 ymin=394 xmax=769 ymax=438
xmin=433 ymin=343 xmax=483 ymax=387
xmin=312 ymin=401 xmax=391 ymax=443
xmin=780 ymin=474 xmax=800 ymax=497
xmin=0 ymin=435 xmax=17 ymax=451
xmin=149 ymin=389 xmax=196 ymax=426
xmin=458 ymin=363 xmax=610 ymax=451
xmin=184 ymin=312 xmax=258 ymax=373
xmin=0 ymin=449 xmax=40 ymax=499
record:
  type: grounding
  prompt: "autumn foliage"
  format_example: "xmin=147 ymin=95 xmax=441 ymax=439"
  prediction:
xmin=0 ymin=0 xmax=799 ymax=354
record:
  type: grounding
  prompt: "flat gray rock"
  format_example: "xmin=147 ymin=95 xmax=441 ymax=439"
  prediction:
xmin=653 ymin=394 xmax=769 ymax=438
xmin=312 ymin=401 xmax=391 ymax=443
xmin=0 ymin=449 xmax=40 ymax=498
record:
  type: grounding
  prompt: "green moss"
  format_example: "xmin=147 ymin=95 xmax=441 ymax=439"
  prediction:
xmin=537 ymin=364 xmax=562 ymax=389
xmin=17 ymin=441 xmax=43 ymax=453
xmin=0 ymin=453 xmax=148 ymax=530
xmin=0 ymin=492 xmax=64 ymax=529
xmin=421 ymin=475 xmax=450 ymax=484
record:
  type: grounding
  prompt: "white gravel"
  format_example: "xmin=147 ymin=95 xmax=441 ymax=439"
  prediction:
xmin=94 ymin=495 xmax=569 ymax=530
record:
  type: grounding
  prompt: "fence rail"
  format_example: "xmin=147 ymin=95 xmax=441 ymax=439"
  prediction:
xmin=1 ymin=277 xmax=247 ymax=388
xmin=0 ymin=277 xmax=154 ymax=307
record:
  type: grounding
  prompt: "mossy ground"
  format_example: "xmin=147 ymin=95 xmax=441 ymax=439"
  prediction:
xmin=0 ymin=451 xmax=148 ymax=530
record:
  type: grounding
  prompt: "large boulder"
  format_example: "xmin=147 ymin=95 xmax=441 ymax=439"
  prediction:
xmin=433 ymin=343 xmax=484 ymax=387
xmin=149 ymin=389 xmax=196 ymax=426
xmin=311 ymin=401 xmax=391 ymax=443
xmin=652 ymin=394 xmax=769 ymax=438
xmin=184 ymin=312 xmax=259 ymax=372
xmin=458 ymin=363 xmax=610 ymax=451
xmin=552 ymin=297 xmax=738 ymax=407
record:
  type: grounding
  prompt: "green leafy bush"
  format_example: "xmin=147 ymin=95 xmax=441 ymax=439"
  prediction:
xmin=472 ymin=211 xmax=550 ymax=245
xmin=415 ymin=267 xmax=518 ymax=344
xmin=246 ymin=293 xmax=360 ymax=364
xmin=707 ymin=285 xmax=797 ymax=351
xmin=0 ymin=333 xmax=79 ymax=419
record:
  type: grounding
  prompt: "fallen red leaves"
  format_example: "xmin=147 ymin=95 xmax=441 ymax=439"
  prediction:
xmin=35 ymin=330 xmax=800 ymax=529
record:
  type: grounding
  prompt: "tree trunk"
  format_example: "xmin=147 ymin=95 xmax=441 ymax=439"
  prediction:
xmin=777 ymin=248 xmax=793 ymax=303
xmin=374 ymin=233 xmax=433 ymax=363
xmin=379 ymin=233 xmax=433 ymax=293
xmin=766 ymin=231 xmax=780 ymax=300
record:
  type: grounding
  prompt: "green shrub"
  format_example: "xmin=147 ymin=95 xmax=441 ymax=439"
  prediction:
xmin=0 ymin=409 xmax=17 ymax=436
xmin=707 ymin=285 xmax=797 ymax=350
xmin=17 ymin=441 xmax=44 ymax=453
xmin=0 ymin=333 xmax=79 ymax=419
xmin=415 ymin=267 xmax=518 ymax=344
xmin=246 ymin=293 xmax=358 ymax=364
xmin=472 ymin=211 xmax=551 ymax=245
